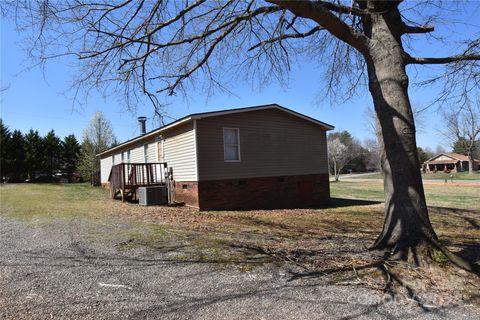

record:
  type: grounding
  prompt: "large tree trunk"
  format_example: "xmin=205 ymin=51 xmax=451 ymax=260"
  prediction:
xmin=362 ymin=7 xmax=438 ymax=263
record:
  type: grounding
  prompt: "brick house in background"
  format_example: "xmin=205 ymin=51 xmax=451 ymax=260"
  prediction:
xmin=423 ymin=152 xmax=479 ymax=173
xmin=98 ymin=104 xmax=334 ymax=210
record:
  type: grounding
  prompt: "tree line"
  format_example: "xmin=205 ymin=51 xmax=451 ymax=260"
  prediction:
xmin=1 ymin=120 xmax=80 ymax=182
xmin=327 ymin=130 xmax=480 ymax=181
xmin=0 ymin=112 xmax=116 ymax=183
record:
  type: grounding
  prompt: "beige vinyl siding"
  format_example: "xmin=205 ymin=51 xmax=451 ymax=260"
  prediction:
xmin=147 ymin=141 xmax=158 ymax=163
xmin=100 ymin=138 xmax=159 ymax=183
xmin=100 ymin=156 xmax=113 ymax=183
xmin=196 ymin=108 xmax=328 ymax=181
xmin=125 ymin=140 xmax=161 ymax=163
xmin=129 ymin=144 xmax=145 ymax=163
xmin=113 ymin=153 xmax=121 ymax=165
xmin=163 ymin=122 xmax=197 ymax=181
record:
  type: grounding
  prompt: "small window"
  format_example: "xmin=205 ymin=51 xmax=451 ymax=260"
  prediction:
xmin=126 ymin=150 xmax=131 ymax=163
xmin=144 ymin=144 xmax=149 ymax=163
xmin=112 ymin=155 xmax=115 ymax=165
xmin=223 ymin=128 xmax=240 ymax=162
xmin=121 ymin=152 xmax=124 ymax=163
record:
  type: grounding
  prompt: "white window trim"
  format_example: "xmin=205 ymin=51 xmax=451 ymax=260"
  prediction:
xmin=223 ymin=127 xmax=241 ymax=162
xmin=144 ymin=144 xmax=149 ymax=163
xmin=157 ymin=140 xmax=164 ymax=162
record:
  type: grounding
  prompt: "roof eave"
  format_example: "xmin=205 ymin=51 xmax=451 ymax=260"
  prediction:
xmin=97 ymin=103 xmax=334 ymax=157
xmin=96 ymin=116 xmax=193 ymax=157
xmin=189 ymin=104 xmax=334 ymax=130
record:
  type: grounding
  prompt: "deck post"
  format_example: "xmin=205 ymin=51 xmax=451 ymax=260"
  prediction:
xmin=108 ymin=162 xmax=168 ymax=203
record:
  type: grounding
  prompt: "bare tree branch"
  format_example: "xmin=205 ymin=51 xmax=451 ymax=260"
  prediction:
xmin=267 ymin=0 xmax=369 ymax=54
xmin=439 ymin=97 xmax=480 ymax=173
xmin=402 ymin=24 xmax=434 ymax=34
xmin=248 ymin=25 xmax=323 ymax=51
xmin=407 ymin=55 xmax=480 ymax=65
xmin=317 ymin=1 xmax=368 ymax=17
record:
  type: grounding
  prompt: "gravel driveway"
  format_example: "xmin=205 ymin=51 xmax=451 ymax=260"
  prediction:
xmin=0 ymin=215 xmax=478 ymax=319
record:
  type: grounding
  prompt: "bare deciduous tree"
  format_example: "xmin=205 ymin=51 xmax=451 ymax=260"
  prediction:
xmin=435 ymin=145 xmax=447 ymax=155
xmin=5 ymin=1 xmax=480 ymax=269
xmin=78 ymin=112 xmax=117 ymax=184
xmin=441 ymin=98 xmax=480 ymax=174
xmin=363 ymin=138 xmax=381 ymax=172
xmin=327 ymin=136 xmax=360 ymax=181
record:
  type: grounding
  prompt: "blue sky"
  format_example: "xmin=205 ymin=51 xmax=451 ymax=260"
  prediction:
xmin=1 ymin=3 xmax=479 ymax=151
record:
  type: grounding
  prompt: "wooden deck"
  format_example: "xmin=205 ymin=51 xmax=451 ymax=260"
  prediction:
xmin=108 ymin=162 xmax=168 ymax=202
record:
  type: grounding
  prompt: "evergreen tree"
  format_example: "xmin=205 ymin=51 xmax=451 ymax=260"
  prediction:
xmin=24 ymin=129 xmax=44 ymax=180
xmin=417 ymin=147 xmax=429 ymax=171
xmin=62 ymin=134 xmax=81 ymax=182
xmin=9 ymin=130 xmax=26 ymax=181
xmin=452 ymin=138 xmax=470 ymax=155
xmin=43 ymin=130 xmax=63 ymax=180
xmin=78 ymin=138 xmax=97 ymax=184
xmin=0 ymin=119 xmax=11 ymax=180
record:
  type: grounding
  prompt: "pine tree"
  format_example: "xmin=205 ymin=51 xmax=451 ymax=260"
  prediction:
xmin=0 ymin=119 xmax=12 ymax=181
xmin=43 ymin=130 xmax=63 ymax=181
xmin=9 ymin=130 xmax=26 ymax=181
xmin=62 ymin=134 xmax=81 ymax=182
xmin=24 ymin=129 xmax=44 ymax=180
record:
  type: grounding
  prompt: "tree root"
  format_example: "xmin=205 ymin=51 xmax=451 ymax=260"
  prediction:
xmin=371 ymin=228 xmax=479 ymax=276
xmin=428 ymin=238 xmax=479 ymax=274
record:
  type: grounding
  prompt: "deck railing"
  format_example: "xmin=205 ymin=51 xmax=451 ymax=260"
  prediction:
xmin=108 ymin=162 xmax=168 ymax=196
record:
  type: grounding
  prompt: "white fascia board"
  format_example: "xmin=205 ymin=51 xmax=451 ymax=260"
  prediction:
xmin=97 ymin=117 xmax=193 ymax=157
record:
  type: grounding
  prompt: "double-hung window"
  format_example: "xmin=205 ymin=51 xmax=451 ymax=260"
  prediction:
xmin=223 ymin=128 xmax=240 ymax=162
xmin=144 ymin=144 xmax=149 ymax=163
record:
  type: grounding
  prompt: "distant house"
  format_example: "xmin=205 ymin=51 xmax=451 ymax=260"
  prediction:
xmin=98 ymin=104 xmax=334 ymax=210
xmin=423 ymin=153 xmax=479 ymax=173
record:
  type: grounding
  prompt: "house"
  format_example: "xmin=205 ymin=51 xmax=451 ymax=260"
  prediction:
xmin=98 ymin=104 xmax=334 ymax=210
xmin=423 ymin=152 xmax=479 ymax=173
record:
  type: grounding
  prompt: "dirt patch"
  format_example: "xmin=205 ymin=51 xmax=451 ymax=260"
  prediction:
xmin=2 ymin=184 xmax=479 ymax=311
xmin=101 ymin=200 xmax=480 ymax=307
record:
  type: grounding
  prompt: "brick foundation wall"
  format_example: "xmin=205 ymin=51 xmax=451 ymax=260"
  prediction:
xmin=197 ymin=174 xmax=330 ymax=210
xmin=173 ymin=181 xmax=199 ymax=208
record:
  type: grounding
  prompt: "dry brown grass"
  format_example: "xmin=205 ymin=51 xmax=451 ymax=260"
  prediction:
xmin=1 ymin=183 xmax=479 ymax=305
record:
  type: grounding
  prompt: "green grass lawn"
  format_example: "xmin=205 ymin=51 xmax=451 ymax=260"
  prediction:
xmin=330 ymin=180 xmax=480 ymax=210
xmin=1 ymin=182 xmax=479 ymax=304
xmin=422 ymin=171 xmax=480 ymax=180
xmin=0 ymin=183 xmax=112 ymax=220
xmin=346 ymin=171 xmax=480 ymax=180
xmin=1 ymin=182 xmax=478 ymax=272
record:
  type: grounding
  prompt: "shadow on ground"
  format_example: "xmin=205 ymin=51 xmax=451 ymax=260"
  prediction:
xmin=327 ymin=198 xmax=383 ymax=208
